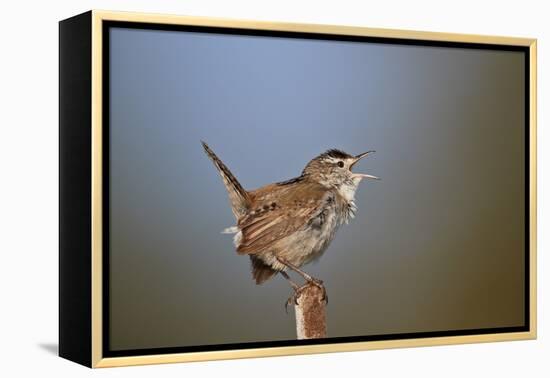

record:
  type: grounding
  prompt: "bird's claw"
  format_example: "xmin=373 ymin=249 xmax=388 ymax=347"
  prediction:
xmin=285 ymin=285 xmax=307 ymax=313
xmin=284 ymin=280 xmax=328 ymax=313
xmin=309 ymin=278 xmax=328 ymax=304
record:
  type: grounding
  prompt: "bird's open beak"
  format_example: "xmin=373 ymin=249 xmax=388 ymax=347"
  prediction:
xmin=350 ymin=151 xmax=379 ymax=180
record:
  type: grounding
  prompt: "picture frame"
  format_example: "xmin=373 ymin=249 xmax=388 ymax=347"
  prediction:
xmin=59 ymin=10 xmax=537 ymax=368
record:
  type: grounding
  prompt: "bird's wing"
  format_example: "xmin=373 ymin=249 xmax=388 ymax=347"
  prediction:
xmin=236 ymin=183 xmax=330 ymax=255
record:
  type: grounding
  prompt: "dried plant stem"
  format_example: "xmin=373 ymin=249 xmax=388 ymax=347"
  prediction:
xmin=294 ymin=284 xmax=327 ymax=339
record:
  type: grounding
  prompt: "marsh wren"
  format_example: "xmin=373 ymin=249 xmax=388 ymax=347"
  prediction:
xmin=202 ymin=142 xmax=378 ymax=305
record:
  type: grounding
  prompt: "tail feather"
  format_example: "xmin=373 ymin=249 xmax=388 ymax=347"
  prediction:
xmin=201 ymin=141 xmax=251 ymax=219
xmin=250 ymin=256 xmax=278 ymax=284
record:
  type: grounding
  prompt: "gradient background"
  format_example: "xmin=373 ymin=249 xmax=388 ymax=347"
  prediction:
xmin=108 ymin=27 xmax=525 ymax=351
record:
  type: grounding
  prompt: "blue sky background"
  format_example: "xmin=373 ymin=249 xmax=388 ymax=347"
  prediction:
xmin=108 ymin=27 xmax=525 ymax=350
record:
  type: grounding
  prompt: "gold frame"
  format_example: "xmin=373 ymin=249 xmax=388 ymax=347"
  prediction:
xmin=89 ymin=9 xmax=537 ymax=368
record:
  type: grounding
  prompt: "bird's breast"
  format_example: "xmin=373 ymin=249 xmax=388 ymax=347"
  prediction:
xmin=276 ymin=202 xmax=345 ymax=267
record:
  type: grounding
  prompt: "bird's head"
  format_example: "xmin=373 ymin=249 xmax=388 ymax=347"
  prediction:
xmin=302 ymin=149 xmax=378 ymax=201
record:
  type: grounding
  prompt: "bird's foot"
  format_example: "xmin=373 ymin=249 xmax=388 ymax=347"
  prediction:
xmin=284 ymin=280 xmax=328 ymax=313
xmin=307 ymin=278 xmax=328 ymax=304
xmin=285 ymin=284 xmax=308 ymax=313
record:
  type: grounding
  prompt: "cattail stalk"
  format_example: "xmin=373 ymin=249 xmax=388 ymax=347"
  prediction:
xmin=294 ymin=284 xmax=327 ymax=339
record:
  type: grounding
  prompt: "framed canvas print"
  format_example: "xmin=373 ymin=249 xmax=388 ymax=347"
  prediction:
xmin=59 ymin=10 xmax=537 ymax=368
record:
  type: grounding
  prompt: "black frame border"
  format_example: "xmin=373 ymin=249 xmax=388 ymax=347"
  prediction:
xmin=59 ymin=11 xmax=94 ymax=368
xmin=101 ymin=20 xmax=531 ymax=358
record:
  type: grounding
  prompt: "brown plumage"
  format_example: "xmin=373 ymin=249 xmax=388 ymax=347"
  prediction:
xmin=201 ymin=141 xmax=378 ymax=294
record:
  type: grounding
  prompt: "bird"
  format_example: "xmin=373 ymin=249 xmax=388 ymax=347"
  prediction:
xmin=201 ymin=141 xmax=378 ymax=306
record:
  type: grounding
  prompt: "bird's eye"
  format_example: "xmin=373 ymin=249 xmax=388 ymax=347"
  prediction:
xmin=337 ymin=161 xmax=344 ymax=168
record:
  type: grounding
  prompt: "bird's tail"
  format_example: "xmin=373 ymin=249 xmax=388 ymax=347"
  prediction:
xmin=250 ymin=255 xmax=278 ymax=284
xmin=201 ymin=141 xmax=251 ymax=219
